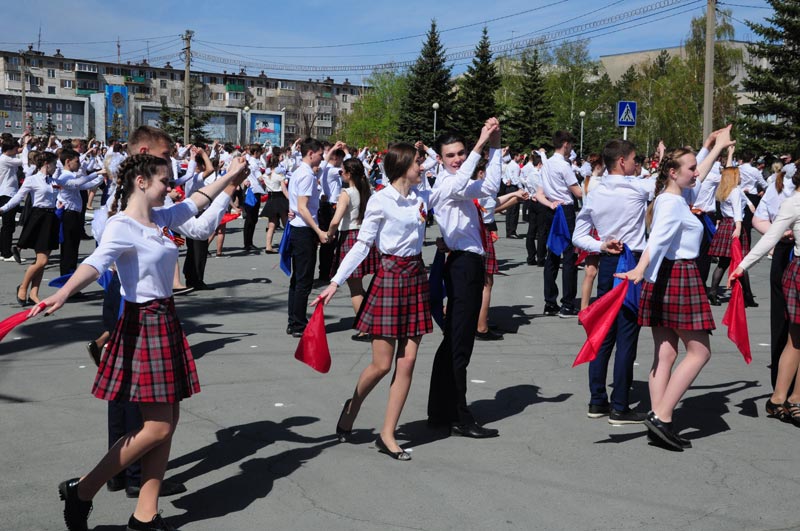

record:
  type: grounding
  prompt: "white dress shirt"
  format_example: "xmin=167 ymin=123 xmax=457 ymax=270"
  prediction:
xmin=719 ymin=187 xmax=750 ymax=221
xmin=540 ymin=152 xmax=579 ymax=205
xmin=741 ymin=192 xmax=800 ymax=270
xmin=56 ymin=170 xmax=104 ymax=212
xmin=320 ymin=165 xmax=342 ymax=203
xmin=0 ymin=153 xmax=24 ymax=197
xmin=430 ymin=148 xmax=502 ymax=255
xmin=738 ymin=163 xmax=768 ymax=194
xmin=246 ymin=155 xmax=266 ymax=194
xmin=289 ymin=161 xmax=323 ymax=228
xmin=755 ymin=177 xmax=795 ymax=223
xmin=0 ymin=171 xmax=57 ymax=212
xmin=331 ymin=184 xmax=428 ymax=286
xmin=503 ymin=161 xmax=522 ymax=187
xmin=573 ymin=174 xmax=654 ymax=253
xmin=642 ymin=193 xmax=704 ymax=283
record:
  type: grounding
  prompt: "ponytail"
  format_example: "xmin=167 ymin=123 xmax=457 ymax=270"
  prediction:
xmin=775 ymin=171 xmax=785 ymax=194
xmin=342 ymin=157 xmax=370 ymax=224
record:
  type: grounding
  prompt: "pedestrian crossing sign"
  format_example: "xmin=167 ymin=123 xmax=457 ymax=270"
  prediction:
xmin=617 ymin=101 xmax=637 ymax=127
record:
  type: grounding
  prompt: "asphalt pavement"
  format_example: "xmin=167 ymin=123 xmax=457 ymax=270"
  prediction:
xmin=0 ymin=213 xmax=797 ymax=531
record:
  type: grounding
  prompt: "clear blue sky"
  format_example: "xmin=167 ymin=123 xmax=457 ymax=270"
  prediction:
xmin=3 ymin=0 xmax=773 ymax=82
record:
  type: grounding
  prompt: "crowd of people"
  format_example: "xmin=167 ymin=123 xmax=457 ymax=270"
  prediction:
xmin=1 ymin=115 xmax=797 ymax=529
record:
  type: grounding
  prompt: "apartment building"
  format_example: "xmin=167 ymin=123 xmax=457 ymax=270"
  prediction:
xmin=0 ymin=46 xmax=363 ymax=145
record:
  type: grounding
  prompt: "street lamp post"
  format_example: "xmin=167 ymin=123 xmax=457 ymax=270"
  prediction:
xmin=579 ymin=111 xmax=586 ymax=158
xmin=432 ymin=102 xmax=439 ymax=142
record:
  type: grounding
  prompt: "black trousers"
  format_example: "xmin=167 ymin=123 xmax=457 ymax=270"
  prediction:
xmin=543 ymin=204 xmax=578 ymax=309
xmin=525 ymin=200 xmax=540 ymax=263
xmin=504 ymin=185 xmax=520 ymax=236
xmin=770 ymin=240 xmax=794 ymax=391
xmin=183 ymin=237 xmax=209 ymax=287
xmin=428 ymin=251 xmax=485 ymax=425
xmin=79 ymin=189 xmax=89 ymax=234
xmin=288 ymin=226 xmax=318 ymax=329
xmin=242 ymin=193 xmax=262 ymax=248
xmin=695 ymin=212 xmax=715 ymax=289
xmin=59 ymin=209 xmax=82 ymax=275
xmin=0 ymin=195 xmax=17 ymax=258
xmin=534 ymin=202 xmax=551 ymax=264
xmin=317 ymin=202 xmax=335 ymax=281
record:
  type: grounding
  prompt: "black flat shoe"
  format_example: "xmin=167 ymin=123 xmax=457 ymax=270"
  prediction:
xmin=12 ymin=245 xmax=21 ymax=264
xmin=375 ymin=435 xmax=411 ymax=461
xmin=646 ymin=429 xmax=692 ymax=449
xmin=86 ymin=341 xmax=101 ymax=367
xmin=15 ymin=285 xmax=27 ymax=306
xmin=708 ymin=292 xmax=721 ymax=306
xmin=336 ymin=399 xmax=353 ymax=443
xmin=59 ymin=477 xmax=93 ymax=531
xmin=126 ymin=512 xmax=178 ymax=530
xmin=643 ymin=411 xmax=684 ymax=451
xmin=351 ymin=332 xmax=372 ymax=342
xmin=745 ymin=298 xmax=759 ymax=308
xmin=475 ymin=329 xmax=504 ymax=341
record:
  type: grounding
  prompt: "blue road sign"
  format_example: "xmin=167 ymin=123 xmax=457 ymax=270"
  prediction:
xmin=617 ymin=101 xmax=637 ymax=127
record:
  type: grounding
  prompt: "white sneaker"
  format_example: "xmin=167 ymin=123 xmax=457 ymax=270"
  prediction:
xmin=2 ymin=256 xmax=14 ymax=262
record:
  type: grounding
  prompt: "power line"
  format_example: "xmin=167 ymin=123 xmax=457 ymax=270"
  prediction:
xmin=718 ymin=2 xmax=772 ymax=8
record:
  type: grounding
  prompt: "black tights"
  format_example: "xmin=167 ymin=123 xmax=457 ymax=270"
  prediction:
xmin=711 ymin=256 xmax=754 ymax=300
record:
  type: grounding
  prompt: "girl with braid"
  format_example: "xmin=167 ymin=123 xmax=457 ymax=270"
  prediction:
xmin=31 ymin=152 xmax=248 ymax=531
xmin=616 ymin=127 xmax=734 ymax=451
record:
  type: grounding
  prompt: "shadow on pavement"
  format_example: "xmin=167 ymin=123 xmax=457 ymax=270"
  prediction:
xmin=487 ymin=304 xmax=538 ymax=333
xmin=676 ymin=380 xmax=760 ymax=440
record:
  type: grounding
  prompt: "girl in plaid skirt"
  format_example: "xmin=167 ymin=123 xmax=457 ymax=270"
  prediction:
xmin=31 ymin=148 xmax=249 ymax=531
xmin=733 ymin=168 xmax=800 ymax=427
xmin=316 ymin=142 xmax=434 ymax=461
xmin=327 ymin=157 xmax=380 ymax=341
xmin=616 ymin=127 xmax=735 ymax=451
xmin=708 ymin=167 xmax=757 ymax=306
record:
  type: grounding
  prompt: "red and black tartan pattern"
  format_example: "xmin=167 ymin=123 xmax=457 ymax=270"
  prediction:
xmin=482 ymin=228 xmax=499 ymax=275
xmin=355 ymin=254 xmax=433 ymax=338
xmin=92 ymin=297 xmax=200 ymax=403
xmin=708 ymin=217 xmax=750 ymax=258
xmin=331 ymin=229 xmax=380 ymax=279
xmin=782 ymin=259 xmax=800 ymax=324
xmin=638 ymin=259 xmax=716 ymax=331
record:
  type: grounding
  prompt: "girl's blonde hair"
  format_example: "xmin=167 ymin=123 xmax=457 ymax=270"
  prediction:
xmin=716 ymin=167 xmax=740 ymax=202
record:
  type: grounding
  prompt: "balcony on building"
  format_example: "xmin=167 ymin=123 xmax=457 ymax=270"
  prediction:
xmin=225 ymin=83 xmax=245 ymax=93
xmin=125 ymin=75 xmax=147 ymax=85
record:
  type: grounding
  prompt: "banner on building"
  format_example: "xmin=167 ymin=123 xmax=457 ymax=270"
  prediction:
xmin=105 ymin=86 xmax=129 ymax=142
xmin=249 ymin=113 xmax=283 ymax=147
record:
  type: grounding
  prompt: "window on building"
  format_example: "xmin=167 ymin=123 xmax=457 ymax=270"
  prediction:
xmin=65 ymin=104 xmax=72 ymax=112
xmin=48 ymin=86 xmax=56 ymax=94
xmin=286 ymin=125 xmax=296 ymax=134
xmin=160 ymin=80 xmax=167 ymax=89
xmin=47 ymin=69 xmax=56 ymax=79
xmin=342 ymin=95 xmax=348 ymax=103
xmin=256 ymin=87 xmax=263 ymax=96
xmin=61 ymin=80 xmax=74 ymax=89
xmin=9 ymin=56 xmax=20 ymax=66
xmin=61 ymin=62 xmax=74 ymax=71
xmin=256 ymin=103 xmax=263 ymax=110
xmin=6 ymin=72 xmax=21 ymax=82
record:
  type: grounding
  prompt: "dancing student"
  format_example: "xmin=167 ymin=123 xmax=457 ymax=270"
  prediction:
xmin=707 ymin=167 xmax=757 ymax=306
xmin=577 ymin=154 xmax=605 ymax=312
xmin=182 ymin=148 xmax=216 ymax=290
xmin=0 ymin=150 xmax=60 ymax=306
xmin=502 ymin=151 xmax=524 ymax=238
xmin=316 ymin=142 xmax=434 ymax=461
xmin=286 ymin=138 xmax=330 ymax=337
xmin=426 ymin=118 xmax=503 ymax=439
xmin=473 ymin=157 xmax=529 ymax=341
xmin=260 ymin=151 xmax=289 ymax=253
xmin=751 ymin=165 xmax=796 ymax=390
xmin=692 ymin=138 xmax=729 ymax=290
xmin=327 ymin=157 xmax=380 ymax=342
xmin=535 ymin=131 xmax=583 ymax=317
xmin=317 ymin=142 xmax=345 ymax=283
xmin=242 ymin=144 xmax=266 ymax=252
xmin=33 ymin=152 xmax=248 ymax=531
xmin=0 ymin=134 xmax=29 ymax=261
xmin=616 ymin=127 xmax=734 ymax=451
xmin=55 ymin=149 xmax=106 ymax=276
xmin=732 ymin=166 xmax=800 ymax=425
xmin=523 ymin=150 xmax=544 ymax=266
xmin=574 ymin=140 xmax=653 ymax=424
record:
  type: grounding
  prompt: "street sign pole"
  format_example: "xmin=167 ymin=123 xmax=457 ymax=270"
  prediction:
xmin=623 ymin=127 xmax=628 ymax=141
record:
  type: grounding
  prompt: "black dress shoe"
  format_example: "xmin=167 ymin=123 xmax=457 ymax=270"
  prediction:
xmin=58 ymin=477 xmax=92 ymax=531
xmin=336 ymin=399 xmax=353 ymax=443
xmin=286 ymin=325 xmax=294 ymax=335
xmin=375 ymin=435 xmax=411 ymax=461
xmin=643 ymin=411 xmax=684 ymax=451
xmin=708 ymin=292 xmax=721 ymax=306
xmin=292 ymin=327 xmax=306 ymax=338
xmin=126 ymin=512 xmax=178 ymax=530
xmin=12 ymin=245 xmax=21 ymax=264
xmin=189 ymin=282 xmax=214 ymax=291
xmin=745 ymin=297 xmax=759 ymax=308
xmin=451 ymin=423 xmax=499 ymax=439
xmin=646 ymin=429 xmax=692 ymax=449
xmin=351 ymin=332 xmax=372 ymax=342
xmin=125 ymin=480 xmax=187 ymax=498
xmin=475 ymin=329 xmax=503 ymax=341
xmin=543 ymin=303 xmax=561 ymax=316
xmin=86 ymin=341 xmax=102 ymax=367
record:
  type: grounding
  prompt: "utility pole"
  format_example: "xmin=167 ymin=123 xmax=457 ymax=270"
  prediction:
xmin=19 ymin=49 xmax=27 ymax=133
xmin=182 ymin=30 xmax=194 ymax=145
xmin=702 ymin=0 xmax=716 ymax=139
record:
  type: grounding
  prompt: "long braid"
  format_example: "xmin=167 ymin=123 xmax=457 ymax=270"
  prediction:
xmin=108 ymin=154 xmax=169 ymax=218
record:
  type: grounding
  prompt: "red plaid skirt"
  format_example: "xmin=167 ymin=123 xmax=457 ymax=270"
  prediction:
xmin=708 ymin=217 xmax=750 ymax=258
xmin=638 ymin=259 xmax=716 ymax=331
xmin=92 ymin=297 xmax=200 ymax=403
xmin=482 ymin=228 xmax=498 ymax=275
xmin=355 ymin=254 xmax=433 ymax=338
xmin=331 ymin=229 xmax=380 ymax=279
xmin=782 ymin=259 xmax=800 ymax=324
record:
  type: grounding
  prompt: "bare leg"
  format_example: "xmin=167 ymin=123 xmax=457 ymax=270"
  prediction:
xmin=772 ymin=324 xmax=800 ymax=404
xmin=75 ymin=402 xmax=178 ymax=513
xmin=24 ymin=252 xmax=50 ymax=303
xmin=580 ymin=255 xmax=599 ymax=311
xmin=173 ymin=263 xmax=186 ymax=290
xmin=477 ymin=274 xmax=493 ymax=333
xmin=133 ymin=402 xmax=179 ymax=522
xmin=266 ymin=217 xmax=277 ymax=251
xmin=93 ymin=330 xmax=110 ymax=350
xmin=649 ymin=326 xmax=680 ymax=415
xmin=338 ymin=337 xmax=396 ymax=432
xmin=345 ymin=277 xmax=365 ymax=316
xmin=652 ymin=329 xmax=711 ymax=422
xmin=380 ymin=337 xmax=421 ymax=452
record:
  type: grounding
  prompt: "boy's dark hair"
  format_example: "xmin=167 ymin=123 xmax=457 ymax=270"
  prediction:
xmin=602 ymin=139 xmax=636 ymax=171
xmin=435 ymin=131 xmax=466 ymax=155
xmin=552 ymin=130 xmax=576 ymax=149
xmin=59 ymin=148 xmax=80 ymax=165
xmin=300 ymin=137 xmax=323 ymax=157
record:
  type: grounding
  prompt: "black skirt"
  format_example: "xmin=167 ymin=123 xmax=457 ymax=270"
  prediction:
xmin=260 ymin=192 xmax=289 ymax=219
xmin=17 ymin=207 xmax=59 ymax=252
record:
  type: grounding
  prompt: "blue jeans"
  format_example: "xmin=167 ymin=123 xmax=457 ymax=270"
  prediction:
xmin=588 ymin=253 xmax=641 ymax=411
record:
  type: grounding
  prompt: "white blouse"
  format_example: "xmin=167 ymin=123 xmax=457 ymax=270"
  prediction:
xmin=83 ymin=200 xmax=201 ymax=302
xmin=740 ymin=192 xmax=800 ymax=271
xmin=755 ymin=177 xmax=795 ymax=223
xmin=719 ymin=187 xmax=750 ymax=221
xmin=331 ymin=184 xmax=428 ymax=286
xmin=0 ymin=171 xmax=57 ymax=212
xmin=643 ymin=193 xmax=704 ymax=283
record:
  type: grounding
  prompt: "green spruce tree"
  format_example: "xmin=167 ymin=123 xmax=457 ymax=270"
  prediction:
xmin=504 ymin=49 xmax=552 ymax=152
xmin=740 ymin=0 xmax=800 ymax=154
xmin=397 ymin=20 xmax=453 ymax=143
xmin=452 ymin=27 xmax=499 ymax=137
